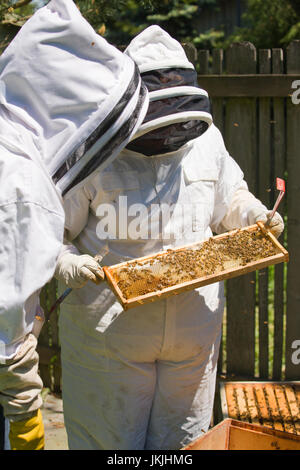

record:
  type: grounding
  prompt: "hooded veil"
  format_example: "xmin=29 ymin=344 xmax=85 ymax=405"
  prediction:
xmin=125 ymin=25 xmax=212 ymax=156
xmin=0 ymin=0 xmax=148 ymax=359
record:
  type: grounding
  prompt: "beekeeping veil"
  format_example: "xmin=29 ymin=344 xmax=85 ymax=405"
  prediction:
xmin=125 ymin=25 xmax=212 ymax=156
xmin=0 ymin=0 xmax=148 ymax=197
xmin=0 ymin=0 xmax=148 ymax=360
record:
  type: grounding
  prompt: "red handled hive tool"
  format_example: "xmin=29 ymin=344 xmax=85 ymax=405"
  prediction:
xmin=265 ymin=177 xmax=285 ymax=228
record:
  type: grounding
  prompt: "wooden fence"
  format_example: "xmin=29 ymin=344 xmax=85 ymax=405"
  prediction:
xmin=38 ymin=40 xmax=300 ymax=393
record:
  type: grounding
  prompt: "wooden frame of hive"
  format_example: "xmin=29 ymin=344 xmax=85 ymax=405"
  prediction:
xmin=219 ymin=380 xmax=300 ymax=435
xmin=181 ymin=418 xmax=300 ymax=450
xmin=103 ymin=222 xmax=289 ymax=310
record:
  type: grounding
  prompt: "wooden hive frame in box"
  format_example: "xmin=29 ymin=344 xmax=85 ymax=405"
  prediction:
xmin=219 ymin=380 xmax=300 ymax=435
xmin=181 ymin=418 xmax=300 ymax=450
xmin=103 ymin=222 xmax=289 ymax=310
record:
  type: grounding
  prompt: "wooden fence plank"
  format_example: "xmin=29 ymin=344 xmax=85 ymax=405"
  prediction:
xmin=198 ymin=50 xmax=209 ymax=75
xmin=226 ymin=42 xmax=257 ymax=74
xmin=225 ymin=42 xmax=257 ymax=378
xmin=258 ymin=49 xmax=272 ymax=379
xmin=0 ymin=405 xmax=4 ymax=451
xmin=272 ymin=48 xmax=286 ymax=381
xmin=286 ymin=40 xmax=300 ymax=74
xmin=48 ymin=279 xmax=61 ymax=393
xmin=272 ymin=49 xmax=284 ymax=75
xmin=212 ymin=48 xmax=223 ymax=75
xmin=38 ymin=285 xmax=52 ymax=389
xmin=259 ymin=49 xmax=271 ymax=75
xmin=285 ymin=41 xmax=300 ymax=379
xmin=211 ymin=49 xmax=224 ymax=135
xmin=38 ymin=279 xmax=61 ymax=391
xmin=182 ymin=42 xmax=198 ymax=67
xmin=211 ymin=48 xmax=224 ymax=375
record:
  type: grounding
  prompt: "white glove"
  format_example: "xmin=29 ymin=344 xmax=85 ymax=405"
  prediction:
xmin=55 ymin=253 xmax=104 ymax=289
xmin=247 ymin=207 xmax=284 ymax=238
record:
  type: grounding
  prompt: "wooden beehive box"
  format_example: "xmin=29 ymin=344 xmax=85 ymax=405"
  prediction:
xmin=103 ymin=223 xmax=289 ymax=310
xmin=220 ymin=381 xmax=300 ymax=436
xmin=182 ymin=418 xmax=300 ymax=450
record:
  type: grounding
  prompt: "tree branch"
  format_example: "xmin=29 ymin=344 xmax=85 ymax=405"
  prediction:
xmin=11 ymin=0 xmax=33 ymax=10
xmin=0 ymin=0 xmax=34 ymax=15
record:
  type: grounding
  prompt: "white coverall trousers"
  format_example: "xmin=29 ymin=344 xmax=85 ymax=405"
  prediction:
xmin=59 ymin=283 xmax=224 ymax=450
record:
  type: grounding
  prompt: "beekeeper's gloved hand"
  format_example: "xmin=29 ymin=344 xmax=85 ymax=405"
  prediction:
xmin=55 ymin=253 xmax=104 ymax=289
xmin=247 ymin=207 xmax=284 ymax=238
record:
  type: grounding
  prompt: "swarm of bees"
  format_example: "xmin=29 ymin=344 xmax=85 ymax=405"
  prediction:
xmin=113 ymin=229 xmax=279 ymax=300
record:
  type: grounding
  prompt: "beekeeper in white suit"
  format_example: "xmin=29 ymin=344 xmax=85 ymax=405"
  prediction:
xmin=55 ymin=25 xmax=284 ymax=450
xmin=0 ymin=0 xmax=147 ymax=450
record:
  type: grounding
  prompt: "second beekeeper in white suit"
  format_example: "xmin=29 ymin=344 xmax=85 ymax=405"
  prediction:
xmin=0 ymin=0 xmax=148 ymax=449
xmin=55 ymin=25 xmax=284 ymax=450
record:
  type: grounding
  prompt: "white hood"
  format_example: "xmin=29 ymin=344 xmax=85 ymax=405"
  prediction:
xmin=125 ymin=24 xmax=195 ymax=72
xmin=0 ymin=0 xmax=148 ymax=196
xmin=125 ymin=25 xmax=212 ymax=156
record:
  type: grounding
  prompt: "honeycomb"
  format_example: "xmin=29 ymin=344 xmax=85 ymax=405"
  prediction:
xmin=111 ymin=228 xmax=280 ymax=300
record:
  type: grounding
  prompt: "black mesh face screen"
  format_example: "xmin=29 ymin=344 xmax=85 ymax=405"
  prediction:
xmin=126 ymin=68 xmax=211 ymax=156
xmin=141 ymin=67 xmax=199 ymax=92
xmin=127 ymin=120 xmax=209 ymax=156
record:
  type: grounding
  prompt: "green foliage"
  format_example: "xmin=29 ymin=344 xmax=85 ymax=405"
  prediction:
xmin=227 ymin=0 xmax=299 ymax=48
xmin=88 ymin=0 xmax=162 ymax=45
xmin=142 ymin=0 xmax=222 ymax=50
xmin=103 ymin=0 xmax=221 ymax=49
xmin=76 ymin=0 xmax=127 ymax=29
xmin=281 ymin=22 xmax=300 ymax=45
xmin=0 ymin=0 xmax=35 ymax=26
xmin=100 ymin=0 xmax=299 ymax=50
xmin=192 ymin=29 xmax=224 ymax=49
xmin=0 ymin=0 xmax=36 ymax=52
xmin=76 ymin=0 xmax=161 ymax=35
xmin=1 ymin=0 xmax=299 ymax=55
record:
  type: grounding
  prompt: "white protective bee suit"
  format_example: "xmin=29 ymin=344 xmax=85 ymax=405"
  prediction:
xmin=0 ymin=0 xmax=148 ymax=431
xmin=56 ymin=25 xmax=284 ymax=450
